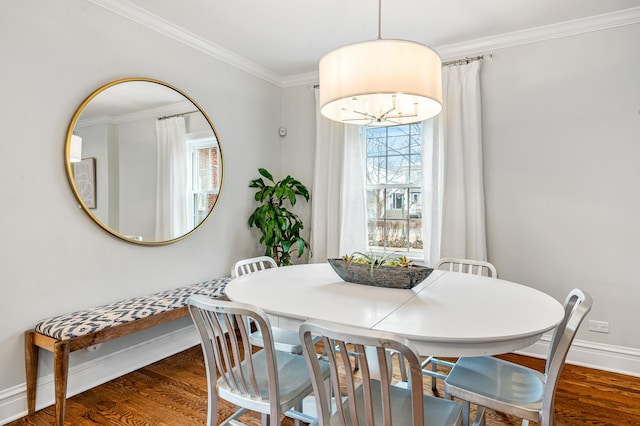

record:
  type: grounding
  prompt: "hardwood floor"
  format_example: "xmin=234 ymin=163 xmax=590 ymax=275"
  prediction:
xmin=9 ymin=345 xmax=640 ymax=425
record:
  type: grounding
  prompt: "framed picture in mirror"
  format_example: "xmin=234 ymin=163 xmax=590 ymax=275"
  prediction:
xmin=73 ymin=157 xmax=96 ymax=209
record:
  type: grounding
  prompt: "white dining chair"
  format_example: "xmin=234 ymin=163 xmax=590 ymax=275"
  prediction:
xmin=233 ymin=256 xmax=306 ymax=354
xmin=434 ymin=258 xmax=498 ymax=278
xmin=188 ymin=295 xmax=327 ymax=426
xmin=444 ymin=288 xmax=592 ymax=426
xmin=233 ymin=255 xmax=278 ymax=277
xmin=421 ymin=258 xmax=499 ymax=391
xmin=300 ymin=319 xmax=462 ymax=425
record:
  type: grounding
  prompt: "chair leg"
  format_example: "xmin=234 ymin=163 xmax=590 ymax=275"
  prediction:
xmin=472 ymin=406 xmax=487 ymax=426
xmin=462 ymin=400 xmax=470 ymax=426
xmin=431 ymin=361 xmax=438 ymax=391
xmin=397 ymin=353 xmax=408 ymax=382
xmin=294 ymin=401 xmax=302 ymax=426
xmin=24 ymin=331 xmax=38 ymax=416
xmin=53 ymin=340 xmax=70 ymax=426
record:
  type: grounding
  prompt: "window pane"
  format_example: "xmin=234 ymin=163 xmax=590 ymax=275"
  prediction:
xmin=385 ymin=188 xmax=407 ymax=219
xmin=408 ymin=219 xmax=423 ymax=253
xmin=193 ymin=193 xmax=217 ymax=223
xmin=364 ymin=124 xmax=423 ymax=255
xmin=367 ymin=218 xmax=385 ymax=249
xmin=409 ymin=154 xmax=421 ymax=185
xmin=366 ymin=189 xmax=385 ymax=219
xmin=366 ymin=156 xmax=386 ymax=185
xmin=410 ymin=133 xmax=422 ymax=155
xmin=385 ymin=219 xmax=410 ymax=251
xmin=386 ymin=154 xmax=410 ymax=185
xmin=409 ymin=189 xmax=422 ymax=218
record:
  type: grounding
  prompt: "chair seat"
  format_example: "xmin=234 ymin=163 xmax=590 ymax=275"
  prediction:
xmin=250 ymin=327 xmax=304 ymax=354
xmin=444 ymin=289 xmax=592 ymax=426
xmin=219 ymin=349 xmax=329 ymax=410
xmin=330 ymin=379 xmax=461 ymax=426
xmin=445 ymin=356 xmax=545 ymax=418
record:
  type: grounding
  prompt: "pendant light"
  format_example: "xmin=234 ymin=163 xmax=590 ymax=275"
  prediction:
xmin=319 ymin=0 xmax=443 ymax=126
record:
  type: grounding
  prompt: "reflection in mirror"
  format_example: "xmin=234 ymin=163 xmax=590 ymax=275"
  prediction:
xmin=65 ymin=78 xmax=223 ymax=245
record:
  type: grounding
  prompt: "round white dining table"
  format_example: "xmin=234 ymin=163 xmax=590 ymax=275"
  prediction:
xmin=225 ymin=263 xmax=564 ymax=357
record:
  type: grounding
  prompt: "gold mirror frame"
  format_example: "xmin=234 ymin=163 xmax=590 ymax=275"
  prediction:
xmin=65 ymin=77 xmax=224 ymax=245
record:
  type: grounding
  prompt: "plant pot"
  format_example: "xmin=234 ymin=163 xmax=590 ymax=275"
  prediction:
xmin=328 ymin=258 xmax=433 ymax=289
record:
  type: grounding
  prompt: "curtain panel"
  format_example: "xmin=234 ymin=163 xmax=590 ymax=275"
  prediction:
xmin=310 ymin=89 xmax=367 ymax=262
xmin=155 ymin=116 xmax=189 ymax=241
xmin=423 ymin=60 xmax=487 ymax=265
xmin=313 ymin=60 xmax=487 ymax=265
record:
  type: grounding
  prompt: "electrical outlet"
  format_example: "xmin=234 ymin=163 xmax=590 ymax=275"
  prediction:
xmin=588 ymin=320 xmax=610 ymax=334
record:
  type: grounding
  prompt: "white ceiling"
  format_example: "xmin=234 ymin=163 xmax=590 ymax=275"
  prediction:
xmin=91 ymin=0 xmax=640 ymax=85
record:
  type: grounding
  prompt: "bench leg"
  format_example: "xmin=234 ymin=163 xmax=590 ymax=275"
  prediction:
xmin=54 ymin=340 xmax=70 ymax=426
xmin=24 ymin=330 xmax=38 ymax=415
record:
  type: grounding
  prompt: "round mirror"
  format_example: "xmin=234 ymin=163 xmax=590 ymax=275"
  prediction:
xmin=65 ymin=78 xmax=223 ymax=245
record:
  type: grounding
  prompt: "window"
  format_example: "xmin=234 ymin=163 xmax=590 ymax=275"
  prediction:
xmin=188 ymin=137 xmax=220 ymax=225
xmin=365 ymin=124 xmax=423 ymax=254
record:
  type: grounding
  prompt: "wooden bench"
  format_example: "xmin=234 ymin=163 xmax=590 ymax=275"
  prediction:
xmin=24 ymin=276 xmax=230 ymax=426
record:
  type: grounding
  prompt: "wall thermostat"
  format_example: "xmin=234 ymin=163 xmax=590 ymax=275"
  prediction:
xmin=279 ymin=127 xmax=287 ymax=137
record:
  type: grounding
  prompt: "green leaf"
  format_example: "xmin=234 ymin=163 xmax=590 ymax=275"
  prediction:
xmin=259 ymin=168 xmax=274 ymax=182
xmin=248 ymin=168 xmax=310 ymax=265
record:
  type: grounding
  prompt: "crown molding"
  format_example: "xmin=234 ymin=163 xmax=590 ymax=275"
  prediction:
xmin=87 ymin=0 xmax=282 ymax=86
xmin=435 ymin=6 xmax=640 ymax=59
xmin=89 ymin=0 xmax=640 ymax=88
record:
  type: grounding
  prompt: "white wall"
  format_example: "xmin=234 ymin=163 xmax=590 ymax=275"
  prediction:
xmin=482 ymin=23 xmax=640 ymax=350
xmin=279 ymin=85 xmax=317 ymax=264
xmin=0 ymin=0 xmax=281 ymax=421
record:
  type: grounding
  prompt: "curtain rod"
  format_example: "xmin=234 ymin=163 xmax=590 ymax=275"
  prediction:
xmin=157 ymin=110 xmax=198 ymax=120
xmin=312 ymin=54 xmax=492 ymax=88
xmin=442 ymin=54 xmax=492 ymax=67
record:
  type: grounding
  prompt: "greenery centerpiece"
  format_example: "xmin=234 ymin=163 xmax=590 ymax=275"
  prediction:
xmin=248 ymin=168 xmax=310 ymax=266
xmin=328 ymin=251 xmax=433 ymax=289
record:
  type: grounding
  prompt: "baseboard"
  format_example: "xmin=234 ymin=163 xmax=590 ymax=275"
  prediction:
xmin=0 ymin=324 xmax=200 ymax=425
xmin=3 ymin=327 xmax=640 ymax=425
xmin=516 ymin=334 xmax=640 ymax=378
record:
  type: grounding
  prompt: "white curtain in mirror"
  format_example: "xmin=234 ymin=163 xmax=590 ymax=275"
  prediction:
xmin=155 ymin=116 xmax=190 ymax=241
xmin=311 ymin=89 xmax=367 ymax=262
xmin=422 ymin=60 xmax=487 ymax=265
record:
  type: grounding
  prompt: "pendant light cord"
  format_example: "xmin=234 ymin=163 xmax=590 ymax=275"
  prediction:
xmin=377 ymin=0 xmax=382 ymax=39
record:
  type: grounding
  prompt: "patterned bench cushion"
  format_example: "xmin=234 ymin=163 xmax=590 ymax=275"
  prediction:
xmin=35 ymin=277 xmax=230 ymax=341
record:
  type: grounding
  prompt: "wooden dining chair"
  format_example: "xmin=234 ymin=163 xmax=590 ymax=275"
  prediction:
xmin=300 ymin=319 xmax=462 ymax=425
xmin=188 ymin=295 xmax=325 ymax=426
xmin=420 ymin=257 xmax=500 ymax=392
xmin=233 ymin=256 xmax=305 ymax=354
xmin=443 ymin=288 xmax=592 ymax=426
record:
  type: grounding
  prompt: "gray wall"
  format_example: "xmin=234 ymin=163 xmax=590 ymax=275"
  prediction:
xmin=482 ymin=23 xmax=640 ymax=348
xmin=0 ymin=0 xmax=282 ymax=411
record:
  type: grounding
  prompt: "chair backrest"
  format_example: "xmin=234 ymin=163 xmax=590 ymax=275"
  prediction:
xmin=300 ymin=320 xmax=426 ymax=425
xmin=187 ymin=295 xmax=281 ymax=423
xmin=234 ymin=256 xmax=278 ymax=278
xmin=435 ymin=257 xmax=498 ymax=278
xmin=541 ymin=288 xmax=592 ymax=425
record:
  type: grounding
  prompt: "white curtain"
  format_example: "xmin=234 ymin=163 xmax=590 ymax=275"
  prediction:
xmin=311 ymin=89 xmax=367 ymax=262
xmin=422 ymin=60 xmax=487 ymax=265
xmin=155 ymin=116 xmax=189 ymax=241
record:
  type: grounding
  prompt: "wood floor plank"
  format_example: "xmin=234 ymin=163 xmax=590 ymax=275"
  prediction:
xmin=9 ymin=345 xmax=640 ymax=425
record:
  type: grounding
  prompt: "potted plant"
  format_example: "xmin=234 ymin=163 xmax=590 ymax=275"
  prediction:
xmin=248 ymin=168 xmax=310 ymax=266
xmin=328 ymin=251 xmax=433 ymax=289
